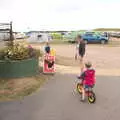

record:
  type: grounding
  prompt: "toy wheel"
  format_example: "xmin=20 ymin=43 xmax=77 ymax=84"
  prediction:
xmin=77 ymin=83 xmax=83 ymax=94
xmin=88 ymin=92 xmax=96 ymax=103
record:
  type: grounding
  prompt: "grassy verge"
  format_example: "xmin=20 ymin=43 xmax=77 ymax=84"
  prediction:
xmin=0 ymin=73 xmax=52 ymax=102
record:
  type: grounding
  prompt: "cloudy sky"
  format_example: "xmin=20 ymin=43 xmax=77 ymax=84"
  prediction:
xmin=0 ymin=0 xmax=120 ymax=31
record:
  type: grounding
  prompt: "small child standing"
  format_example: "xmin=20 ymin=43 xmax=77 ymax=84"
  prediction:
xmin=44 ymin=42 xmax=51 ymax=54
xmin=78 ymin=61 xmax=96 ymax=101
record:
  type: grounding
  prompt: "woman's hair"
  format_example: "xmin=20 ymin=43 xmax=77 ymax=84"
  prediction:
xmin=85 ymin=61 xmax=92 ymax=68
xmin=46 ymin=42 xmax=49 ymax=46
xmin=77 ymin=35 xmax=82 ymax=39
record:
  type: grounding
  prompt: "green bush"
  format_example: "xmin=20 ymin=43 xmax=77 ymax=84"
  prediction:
xmin=0 ymin=43 xmax=41 ymax=61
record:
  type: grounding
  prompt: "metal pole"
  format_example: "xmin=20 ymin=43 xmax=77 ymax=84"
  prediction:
xmin=9 ymin=21 xmax=14 ymax=46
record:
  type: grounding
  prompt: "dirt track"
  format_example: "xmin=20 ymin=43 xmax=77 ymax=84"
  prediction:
xmin=33 ymin=43 xmax=120 ymax=74
xmin=52 ymin=44 xmax=120 ymax=68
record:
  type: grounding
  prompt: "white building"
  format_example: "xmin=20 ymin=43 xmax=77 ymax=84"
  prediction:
xmin=0 ymin=31 xmax=10 ymax=41
xmin=26 ymin=31 xmax=52 ymax=43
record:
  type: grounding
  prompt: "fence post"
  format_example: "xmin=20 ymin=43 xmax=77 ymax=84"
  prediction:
xmin=9 ymin=21 xmax=14 ymax=46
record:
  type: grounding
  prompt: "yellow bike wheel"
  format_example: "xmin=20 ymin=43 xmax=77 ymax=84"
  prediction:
xmin=88 ymin=92 xmax=96 ymax=104
xmin=77 ymin=83 xmax=83 ymax=94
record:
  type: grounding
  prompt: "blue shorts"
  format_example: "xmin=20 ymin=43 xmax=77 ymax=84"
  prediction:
xmin=84 ymin=85 xmax=94 ymax=89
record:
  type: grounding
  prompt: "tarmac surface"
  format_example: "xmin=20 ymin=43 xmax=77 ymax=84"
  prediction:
xmin=0 ymin=73 xmax=120 ymax=120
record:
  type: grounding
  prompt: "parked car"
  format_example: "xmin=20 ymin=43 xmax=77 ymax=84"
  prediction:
xmin=109 ymin=32 xmax=120 ymax=38
xmin=82 ymin=33 xmax=109 ymax=44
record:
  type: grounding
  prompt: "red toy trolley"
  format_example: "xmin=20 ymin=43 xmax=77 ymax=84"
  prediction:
xmin=43 ymin=53 xmax=55 ymax=73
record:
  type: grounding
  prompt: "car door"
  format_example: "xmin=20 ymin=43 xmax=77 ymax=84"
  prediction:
xmin=87 ymin=34 xmax=95 ymax=42
xmin=92 ymin=35 xmax=99 ymax=42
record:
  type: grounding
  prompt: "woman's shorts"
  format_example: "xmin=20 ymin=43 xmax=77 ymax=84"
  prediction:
xmin=79 ymin=53 xmax=85 ymax=58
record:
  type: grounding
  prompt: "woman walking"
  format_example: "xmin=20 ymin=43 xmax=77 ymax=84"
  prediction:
xmin=75 ymin=35 xmax=86 ymax=74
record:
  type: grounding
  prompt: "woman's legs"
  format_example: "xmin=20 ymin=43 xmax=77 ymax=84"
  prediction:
xmin=80 ymin=55 xmax=83 ymax=62
xmin=79 ymin=55 xmax=84 ymax=73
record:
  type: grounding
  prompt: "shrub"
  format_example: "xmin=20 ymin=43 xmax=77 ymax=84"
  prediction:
xmin=0 ymin=43 xmax=41 ymax=61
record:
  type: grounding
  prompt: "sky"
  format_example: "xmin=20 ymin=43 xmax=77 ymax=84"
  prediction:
xmin=0 ymin=0 xmax=120 ymax=32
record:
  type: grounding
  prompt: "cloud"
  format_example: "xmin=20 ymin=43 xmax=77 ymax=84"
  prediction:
xmin=0 ymin=0 xmax=120 ymax=31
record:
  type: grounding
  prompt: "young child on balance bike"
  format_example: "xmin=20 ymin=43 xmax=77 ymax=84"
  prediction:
xmin=77 ymin=61 xmax=96 ymax=102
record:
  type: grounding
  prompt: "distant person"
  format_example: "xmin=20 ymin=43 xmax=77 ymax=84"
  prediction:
xmin=44 ymin=42 xmax=56 ymax=56
xmin=48 ymin=35 xmax=52 ymax=42
xmin=104 ymin=32 xmax=108 ymax=37
xmin=75 ymin=35 xmax=86 ymax=73
xmin=44 ymin=42 xmax=51 ymax=54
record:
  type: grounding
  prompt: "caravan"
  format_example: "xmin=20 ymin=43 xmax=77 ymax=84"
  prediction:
xmin=26 ymin=31 xmax=52 ymax=43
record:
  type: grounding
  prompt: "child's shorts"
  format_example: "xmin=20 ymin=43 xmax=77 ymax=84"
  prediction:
xmin=84 ymin=84 xmax=94 ymax=89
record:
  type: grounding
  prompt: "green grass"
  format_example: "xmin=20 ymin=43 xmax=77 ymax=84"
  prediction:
xmin=0 ymin=73 xmax=51 ymax=102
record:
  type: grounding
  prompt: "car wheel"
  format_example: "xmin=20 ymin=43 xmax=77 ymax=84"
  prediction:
xmin=101 ymin=40 xmax=105 ymax=44
xmin=84 ymin=40 xmax=88 ymax=44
